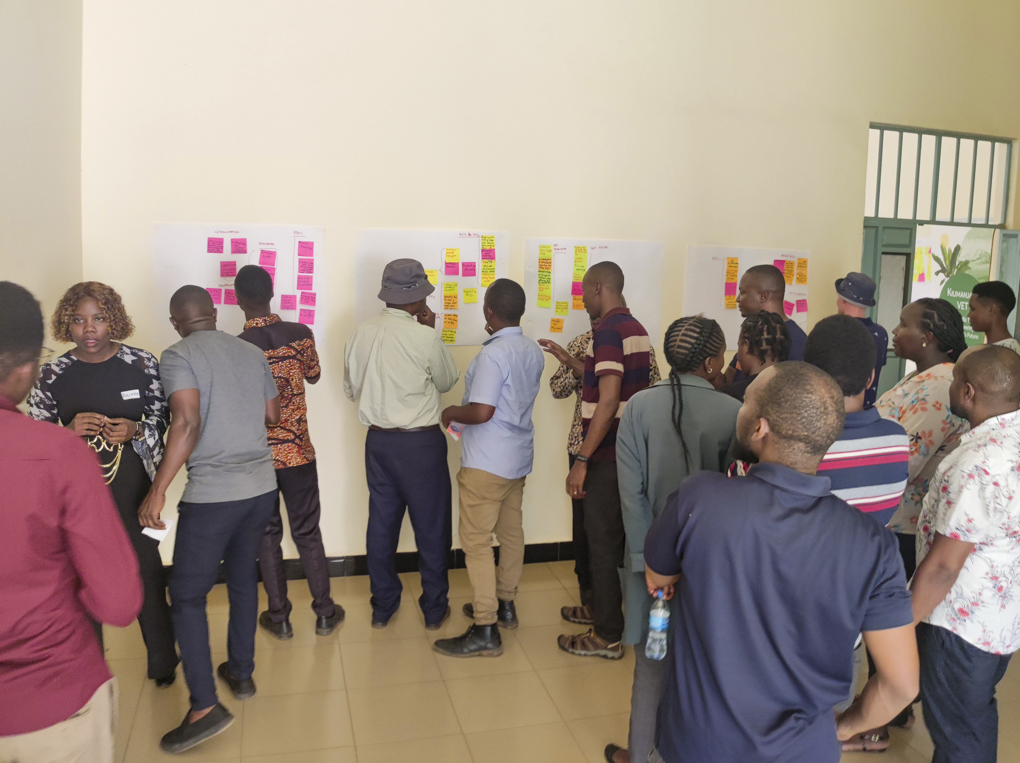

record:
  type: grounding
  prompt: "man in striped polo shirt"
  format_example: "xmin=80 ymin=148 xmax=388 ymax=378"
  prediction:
xmin=560 ymin=261 xmax=652 ymax=659
xmin=805 ymin=315 xmax=910 ymax=528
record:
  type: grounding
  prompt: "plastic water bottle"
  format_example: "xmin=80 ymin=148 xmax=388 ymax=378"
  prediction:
xmin=645 ymin=590 xmax=669 ymax=661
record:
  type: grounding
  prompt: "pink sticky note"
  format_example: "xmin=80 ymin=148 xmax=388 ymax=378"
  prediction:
xmin=230 ymin=238 xmax=247 ymax=254
xmin=206 ymin=287 xmax=223 ymax=304
xmin=207 ymin=237 xmax=224 ymax=253
xmin=918 ymin=273 xmax=926 ymax=283
xmin=571 ymin=282 xmax=584 ymax=296
xmin=481 ymin=248 xmax=496 ymax=260
xmin=259 ymin=250 xmax=277 ymax=267
xmin=462 ymin=262 xmax=477 ymax=277
xmin=298 ymin=258 xmax=314 ymax=274
xmin=783 ymin=300 xmax=794 ymax=317
xmin=796 ymin=299 xmax=808 ymax=313
xmin=724 ymin=282 xmax=737 ymax=296
xmin=224 ymin=288 xmax=238 ymax=306
xmin=297 ymin=274 xmax=313 ymax=291
xmin=280 ymin=294 xmax=297 ymax=310
xmin=262 ymin=265 xmax=276 ymax=285
xmin=773 ymin=259 xmax=786 ymax=272
xmin=299 ymin=308 xmax=315 ymax=325
xmin=300 ymin=291 xmax=316 ymax=306
xmin=445 ymin=262 xmax=459 ymax=276
xmin=298 ymin=241 xmax=314 ymax=258
xmin=220 ymin=261 xmax=237 ymax=278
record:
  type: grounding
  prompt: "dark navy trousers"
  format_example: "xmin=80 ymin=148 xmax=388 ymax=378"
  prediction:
xmin=365 ymin=427 xmax=451 ymax=624
xmin=170 ymin=490 xmax=276 ymax=711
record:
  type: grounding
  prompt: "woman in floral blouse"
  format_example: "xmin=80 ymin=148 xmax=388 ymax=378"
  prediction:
xmin=28 ymin=282 xmax=177 ymax=686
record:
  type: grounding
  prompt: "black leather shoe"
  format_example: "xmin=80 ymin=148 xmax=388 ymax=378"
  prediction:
xmin=424 ymin=605 xmax=452 ymax=631
xmin=462 ymin=599 xmax=519 ymax=629
xmin=316 ymin=606 xmax=346 ymax=635
xmin=154 ymin=672 xmax=177 ymax=688
xmin=258 ymin=611 xmax=293 ymax=640
xmin=159 ymin=703 xmax=234 ymax=754
xmin=216 ymin=662 xmax=256 ymax=701
xmin=433 ymin=624 xmax=503 ymax=658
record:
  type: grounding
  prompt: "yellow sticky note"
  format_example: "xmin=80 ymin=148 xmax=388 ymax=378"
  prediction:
xmin=725 ymin=257 xmax=739 ymax=283
xmin=481 ymin=273 xmax=495 ymax=287
xmin=481 ymin=259 xmax=496 ymax=287
xmin=573 ymin=265 xmax=587 ymax=281
xmin=783 ymin=260 xmax=795 ymax=285
xmin=443 ymin=282 xmax=457 ymax=295
xmin=442 ymin=328 xmax=456 ymax=344
xmin=550 ymin=318 xmax=564 ymax=333
xmin=425 ymin=269 xmax=438 ymax=285
xmin=796 ymin=258 xmax=808 ymax=285
xmin=725 ymin=295 xmax=738 ymax=310
xmin=573 ymin=295 xmax=585 ymax=310
xmin=539 ymin=244 xmax=553 ymax=258
xmin=538 ymin=258 xmax=552 ymax=272
xmin=481 ymin=235 xmax=495 ymax=249
xmin=463 ymin=288 xmax=478 ymax=304
xmin=555 ymin=301 xmax=569 ymax=316
xmin=574 ymin=245 xmax=587 ymax=257
xmin=445 ymin=248 xmax=460 ymax=263
xmin=538 ymin=270 xmax=552 ymax=286
xmin=443 ymin=313 xmax=458 ymax=329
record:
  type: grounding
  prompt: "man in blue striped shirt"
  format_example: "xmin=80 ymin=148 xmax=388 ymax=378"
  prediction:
xmin=805 ymin=315 xmax=909 ymax=528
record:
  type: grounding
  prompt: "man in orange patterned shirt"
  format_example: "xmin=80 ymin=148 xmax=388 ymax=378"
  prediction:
xmin=235 ymin=266 xmax=344 ymax=639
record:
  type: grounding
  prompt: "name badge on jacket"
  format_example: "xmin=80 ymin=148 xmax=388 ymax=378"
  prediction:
xmin=121 ymin=389 xmax=141 ymax=401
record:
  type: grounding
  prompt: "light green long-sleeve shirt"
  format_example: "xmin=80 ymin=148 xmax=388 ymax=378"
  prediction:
xmin=343 ymin=308 xmax=459 ymax=428
xmin=616 ymin=375 xmax=740 ymax=645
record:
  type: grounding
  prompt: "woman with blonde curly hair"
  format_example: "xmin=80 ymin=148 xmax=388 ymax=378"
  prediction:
xmin=28 ymin=281 xmax=178 ymax=686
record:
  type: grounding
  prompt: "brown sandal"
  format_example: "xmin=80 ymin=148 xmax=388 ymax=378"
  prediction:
xmin=840 ymin=727 xmax=890 ymax=753
xmin=557 ymin=628 xmax=624 ymax=660
xmin=560 ymin=604 xmax=595 ymax=625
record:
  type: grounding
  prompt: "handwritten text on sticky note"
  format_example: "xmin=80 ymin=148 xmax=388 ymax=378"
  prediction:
xmin=207 ymin=237 xmax=224 ymax=254
xmin=442 ymin=328 xmax=457 ymax=344
xmin=573 ymin=295 xmax=584 ymax=310
xmin=298 ymin=258 xmax=314 ymax=274
xmin=224 ymin=289 xmax=237 ymax=306
xmin=443 ymin=313 xmax=458 ymax=329
xmin=796 ymin=258 xmax=808 ymax=285
xmin=231 ymin=238 xmax=247 ymax=255
xmin=280 ymin=294 xmax=297 ymax=310
xmin=462 ymin=262 xmax=477 ymax=277
xmin=445 ymin=248 xmax=460 ymax=263
xmin=481 ymin=235 xmax=495 ymax=249
xmin=299 ymin=308 xmax=315 ymax=325
xmin=783 ymin=300 xmax=794 ymax=316
xmin=555 ymin=301 xmax=569 ymax=316
xmin=445 ymin=263 xmax=459 ymax=276
xmin=425 ymin=269 xmax=439 ymax=285
xmin=550 ymin=318 xmax=564 ymax=333
xmin=481 ymin=249 xmax=495 ymax=260
xmin=463 ymin=288 xmax=478 ymax=304
xmin=206 ymin=287 xmax=223 ymax=304
xmin=220 ymin=261 xmax=237 ymax=278
xmin=796 ymin=298 xmax=808 ymax=313
xmin=571 ymin=282 xmax=584 ymax=296
xmin=298 ymin=241 xmax=314 ymax=257
xmin=297 ymin=275 xmax=313 ymax=291
xmin=300 ymin=291 xmax=316 ymax=306
xmin=259 ymin=250 xmax=277 ymax=267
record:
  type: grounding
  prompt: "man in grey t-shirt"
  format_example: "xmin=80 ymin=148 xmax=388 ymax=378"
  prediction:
xmin=139 ymin=286 xmax=281 ymax=754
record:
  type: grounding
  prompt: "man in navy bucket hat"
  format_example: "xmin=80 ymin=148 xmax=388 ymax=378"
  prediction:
xmin=835 ymin=272 xmax=888 ymax=408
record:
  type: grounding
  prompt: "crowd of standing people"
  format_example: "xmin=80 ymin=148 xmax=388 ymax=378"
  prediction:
xmin=2 ymin=258 xmax=1020 ymax=763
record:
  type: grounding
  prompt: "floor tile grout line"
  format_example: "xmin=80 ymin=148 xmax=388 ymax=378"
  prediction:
xmin=334 ymin=639 xmax=359 ymax=750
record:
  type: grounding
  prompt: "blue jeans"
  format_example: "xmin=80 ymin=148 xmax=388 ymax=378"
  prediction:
xmin=918 ymin=622 xmax=1012 ymax=763
xmin=170 ymin=490 xmax=276 ymax=711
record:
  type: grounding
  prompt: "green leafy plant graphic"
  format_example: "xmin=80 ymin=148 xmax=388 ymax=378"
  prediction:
xmin=932 ymin=243 xmax=964 ymax=279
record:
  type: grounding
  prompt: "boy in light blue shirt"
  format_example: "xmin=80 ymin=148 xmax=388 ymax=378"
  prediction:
xmin=435 ymin=279 xmax=545 ymax=658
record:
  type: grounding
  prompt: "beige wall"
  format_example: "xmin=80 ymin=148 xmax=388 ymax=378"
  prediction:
xmin=79 ymin=0 xmax=1020 ymax=559
xmin=0 ymin=0 xmax=83 ymax=320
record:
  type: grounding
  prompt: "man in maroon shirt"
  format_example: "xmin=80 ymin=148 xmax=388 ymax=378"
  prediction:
xmin=0 ymin=282 xmax=143 ymax=762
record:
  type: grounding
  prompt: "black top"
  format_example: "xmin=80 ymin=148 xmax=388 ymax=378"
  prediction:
xmin=644 ymin=464 xmax=912 ymax=763
xmin=719 ymin=372 xmax=758 ymax=402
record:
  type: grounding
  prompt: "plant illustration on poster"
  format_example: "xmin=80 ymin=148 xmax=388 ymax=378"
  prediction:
xmin=683 ymin=246 xmax=810 ymax=352
xmin=354 ymin=229 xmax=510 ymax=346
xmin=911 ymin=225 xmax=994 ymax=347
xmin=152 ymin=224 xmax=326 ymax=349
xmin=521 ymin=238 xmax=664 ymax=347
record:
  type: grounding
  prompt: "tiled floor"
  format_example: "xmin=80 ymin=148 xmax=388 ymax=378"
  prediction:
xmin=104 ymin=561 xmax=1020 ymax=762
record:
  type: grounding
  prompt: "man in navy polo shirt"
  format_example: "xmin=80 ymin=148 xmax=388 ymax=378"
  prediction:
xmin=644 ymin=362 xmax=918 ymax=763
xmin=835 ymin=271 xmax=889 ymax=408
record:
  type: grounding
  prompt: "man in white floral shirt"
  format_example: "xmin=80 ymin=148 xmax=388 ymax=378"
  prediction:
xmin=911 ymin=344 xmax=1020 ymax=763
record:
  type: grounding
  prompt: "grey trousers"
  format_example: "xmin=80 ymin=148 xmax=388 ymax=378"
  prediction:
xmin=629 ymin=639 xmax=670 ymax=763
xmin=647 ymin=749 xmax=666 ymax=763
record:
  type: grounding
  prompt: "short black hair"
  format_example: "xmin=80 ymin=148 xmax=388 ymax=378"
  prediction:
xmin=743 ymin=264 xmax=786 ymax=300
xmin=804 ymin=314 xmax=876 ymax=397
xmin=234 ymin=265 xmax=275 ymax=304
xmin=973 ymin=281 xmax=1017 ymax=317
xmin=585 ymin=261 xmax=625 ymax=293
xmin=958 ymin=345 xmax=1020 ymax=403
xmin=485 ymin=278 xmax=526 ymax=323
xmin=755 ymin=361 xmax=846 ymax=458
xmin=0 ymin=282 xmax=44 ymax=382
xmin=169 ymin=285 xmax=214 ymax=318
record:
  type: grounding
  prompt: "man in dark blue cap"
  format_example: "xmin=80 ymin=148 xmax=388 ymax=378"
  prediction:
xmin=836 ymin=272 xmax=888 ymax=408
xmin=343 ymin=259 xmax=459 ymax=630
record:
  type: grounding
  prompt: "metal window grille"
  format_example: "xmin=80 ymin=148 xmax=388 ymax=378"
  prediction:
xmin=864 ymin=124 xmax=1013 ymax=226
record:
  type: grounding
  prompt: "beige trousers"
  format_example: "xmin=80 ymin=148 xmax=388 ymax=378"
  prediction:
xmin=0 ymin=678 xmax=117 ymax=763
xmin=457 ymin=467 xmax=526 ymax=626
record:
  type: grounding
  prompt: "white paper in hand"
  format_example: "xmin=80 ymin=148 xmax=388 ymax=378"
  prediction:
xmin=141 ymin=519 xmax=175 ymax=543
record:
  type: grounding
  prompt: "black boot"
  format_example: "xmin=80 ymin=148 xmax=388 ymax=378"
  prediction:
xmin=461 ymin=599 xmax=518 ymax=629
xmin=433 ymin=624 xmax=503 ymax=658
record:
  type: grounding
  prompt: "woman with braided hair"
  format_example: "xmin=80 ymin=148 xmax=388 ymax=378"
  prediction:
xmin=608 ymin=317 xmax=741 ymax=763
xmin=719 ymin=311 xmax=791 ymax=402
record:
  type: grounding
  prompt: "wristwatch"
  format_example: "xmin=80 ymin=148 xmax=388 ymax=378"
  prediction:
xmin=574 ymin=454 xmax=590 ymax=464
xmin=132 ymin=420 xmax=145 ymax=441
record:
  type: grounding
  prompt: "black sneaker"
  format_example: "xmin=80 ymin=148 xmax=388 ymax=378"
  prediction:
xmin=316 ymin=606 xmax=346 ymax=635
xmin=216 ymin=662 xmax=256 ymax=701
xmin=433 ymin=624 xmax=503 ymax=658
xmin=258 ymin=611 xmax=294 ymax=640
xmin=159 ymin=704 xmax=234 ymax=754
xmin=462 ymin=599 xmax=518 ymax=629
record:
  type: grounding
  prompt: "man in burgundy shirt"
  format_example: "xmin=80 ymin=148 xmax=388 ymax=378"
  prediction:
xmin=559 ymin=261 xmax=652 ymax=660
xmin=0 ymin=281 xmax=143 ymax=762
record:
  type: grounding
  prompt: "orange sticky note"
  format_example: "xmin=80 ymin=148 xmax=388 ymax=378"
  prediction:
xmin=573 ymin=295 xmax=585 ymax=310
xmin=725 ymin=295 xmax=738 ymax=310
xmin=550 ymin=318 xmax=564 ymax=333
xmin=783 ymin=261 xmax=795 ymax=285
xmin=796 ymin=258 xmax=808 ymax=285
xmin=725 ymin=257 xmax=739 ymax=283
xmin=443 ymin=313 xmax=458 ymax=329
